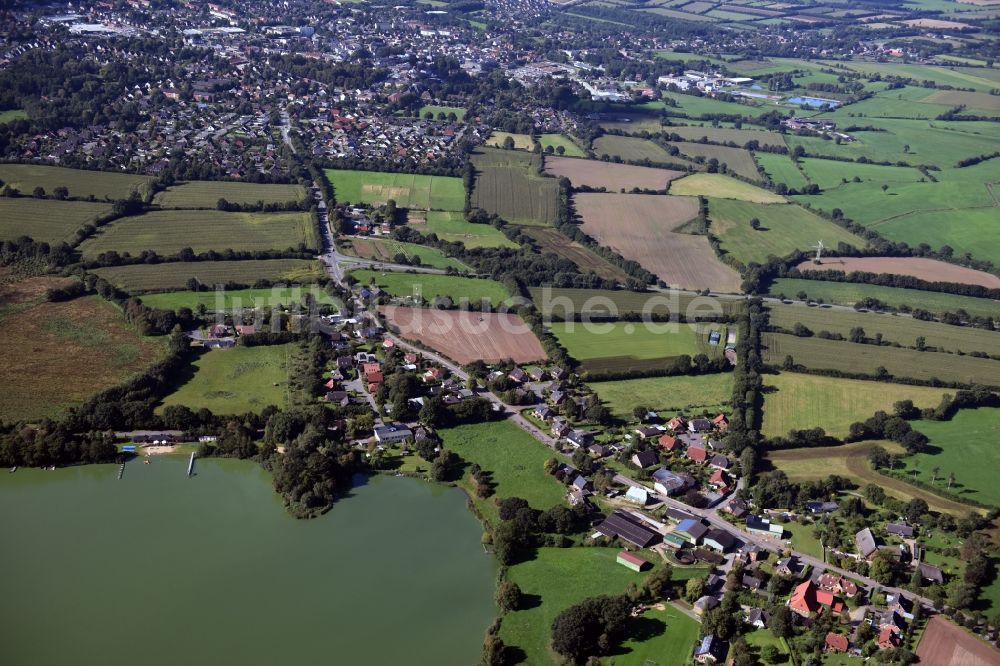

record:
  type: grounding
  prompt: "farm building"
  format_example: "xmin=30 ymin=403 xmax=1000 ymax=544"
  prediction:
xmin=625 ymin=486 xmax=650 ymax=505
xmin=746 ymin=516 xmax=784 ymax=538
xmin=856 ymin=528 xmax=879 ymax=560
xmin=596 ymin=510 xmax=658 ymax=548
xmin=374 ymin=423 xmax=412 ymax=445
xmin=674 ymin=518 xmax=709 ymax=545
xmin=616 ymin=550 xmax=649 ymax=572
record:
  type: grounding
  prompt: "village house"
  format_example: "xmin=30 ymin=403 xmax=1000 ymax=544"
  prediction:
xmin=689 ymin=418 xmax=713 ymax=433
xmin=652 ymin=468 xmax=687 ymax=495
xmin=703 ymin=528 xmax=736 ymax=553
xmin=373 ymin=423 xmax=412 ymax=445
xmin=693 ymin=596 xmax=719 ymax=617
xmin=687 ymin=446 xmax=708 ymax=464
xmin=725 ymin=498 xmax=749 ymax=519
xmin=709 ymin=454 xmax=730 ymax=470
xmin=588 ymin=443 xmax=612 ymax=458
xmin=746 ymin=516 xmax=784 ymax=538
xmin=631 ymin=449 xmax=658 ymax=469
xmin=634 ymin=426 xmax=660 ymax=441
xmin=856 ymin=527 xmax=879 ymax=560
xmin=667 ymin=416 xmax=686 ymax=432
xmin=693 ymin=635 xmax=726 ymax=663
xmin=824 ymin=632 xmax=849 ymax=654
xmin=658 ymin=434 xmax=679 ymax=451
xmin=818 ymin=574 xmax=858 ymax=598
xmin=741 ymin=574 xmax=763 ymax=592
xmin=789 ymin=580 xmax=842 ymax=617
xmin=708 ymin=468 xmax=731 ymax=494
xmin=805 ymin=501 xmax=839 ymax=514
xmin=745 ymin=608 xmax=769 ymax=629
xmin=508 ymin=367 xmax=527 ymax=383
xmin=886 ymin=523 xmax=915 ymax=538
xmin=917 ymin=562 xmax=944 ymax=584
xmin=674 ymin=518 xmax=709 ymax=545
xmin=712 ymin=414 xmax=728 ymax=432
xmin=776 ymin=556 xmax=801 ymax=577
xmin=878 ymin=626 xmax=902 ymax=650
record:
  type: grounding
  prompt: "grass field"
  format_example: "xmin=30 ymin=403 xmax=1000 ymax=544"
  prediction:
xmin=590 ymin=372 xmax=734 ymax=419
xmin=648 ymin=93 xmax=769 ymax=118
xmin=766 ymin=278 xmax=1000 ymax=319
xmin=0 ymin=198 xmax=114 ymax=244
xmin=418 ymin=210 xmax=517 ymax=249
xmin=550 ymin=321 xmax=724 ymax=374
xmin=486 ymin=132 xmax=535 ymax=151
xmin=754 ymin=152 xmax=809 ymax=190
xmin=796 ymin=158 xmax=924 ymax=191
xmin=159 ymin=344 xmax=293 ymax=415
xmin=79 ymin=210 xmax=318 ymax=258
xmin=708 ymin=198 xmax=865 ymax=266
xmin=0 ymin=164 xmax=155 ymax=200
xmin=529 ymin=287 xmax=744 ymax=319
xmin=0 ymin=289 xmax=166 ymax=422
xmin=348 ymin=237 xmax=470 ymax=270
xmin=91 ymin=259 xmax=324 ymax=292
xmin=670 ymin=173 xmax=786 ymax=203
xmin=350 ymin=269 xmax=510 ymax=305
xmin=765 ymin=440 xmax=985 ymax=516
xmin=766 ymin=302 xmax=1000 ymax=355
xmin=762 ymin=333 xmax=1000 ymax=387
xmin=667 ymin=125 xmax=787 ymax=149
xmin=669 ymin=140 xmax=762 ymax=181
xmin=138 ymin=286 xmax=337 ymax=312
xmin=593 ymin=135 xmax=677 ymax=164
xmin=323 ymin=169 xmax=465 ymax=210
xmin=0 ymin=109 xmax=27 ymax=124
xmin=153 ymin=181 xmax=306 ymax=208
xmin=539 ymin=134 xmax=586 ymax=157
xmin=470 ymin=148 xmax=560 ymax=226
xmin=575 ymin=193 xmax=742 ymax=292
xmin=499 ymin=548 xmax=664 ymax=665
xmin=440 ymin=420 xmax=566 ymax=521
xmin=520 ymin=226 xmax=632 ymax=282
xmin=617 ymin=603 xmax=702 ymax=666
xmin=897 ymin=408 xmax=1000 ymax=507
xmin=543 ymin=156 xmax=684 ymax=191
xmin=418 ymin=104 xmax=466 ymax=121
xmin=761 ymin=372 xmax=950 ymax=438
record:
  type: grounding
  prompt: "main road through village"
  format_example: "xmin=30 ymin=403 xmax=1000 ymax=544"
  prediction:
xmin=319 ymin=220 xmax=936 ymax=612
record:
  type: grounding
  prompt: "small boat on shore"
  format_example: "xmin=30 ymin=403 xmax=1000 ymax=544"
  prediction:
xmin=8 ymin=466 xmax=16 ymax=473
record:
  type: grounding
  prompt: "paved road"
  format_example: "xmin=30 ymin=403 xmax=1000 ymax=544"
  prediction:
xmin=279 ymin=111 xmax=296 ymax=154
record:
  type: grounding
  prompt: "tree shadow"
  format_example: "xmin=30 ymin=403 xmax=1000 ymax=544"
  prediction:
xmin=607 ymin=616 xmax=667 ymax=656
xmin=502 ymin=645 xmax=528 ymax=664
xmin=518 ymin=593 xmax=543 ymax=610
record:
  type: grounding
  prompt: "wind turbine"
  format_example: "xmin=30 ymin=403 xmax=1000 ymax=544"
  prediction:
xmin=811 ymin=240 xmax=825 ymax=263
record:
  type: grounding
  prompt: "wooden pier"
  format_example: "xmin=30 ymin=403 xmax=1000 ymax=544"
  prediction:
xmin=187 ymin=452 xmax=195 ymax=477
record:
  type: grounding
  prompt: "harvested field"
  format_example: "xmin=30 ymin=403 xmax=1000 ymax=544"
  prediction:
xmin=765 ymin=440 xmax=982 ymax=516
xmin=486 ymin=132 xmax=535 ymax=151
xmin=794 ymin=257 xmax=1000 ymax=288
xmin=470 ymin=148 xmax=560 ymax=226
xmin=543 ymin=156 xmax=685 ymax=191
xmin=521 ymin=227 xmax=631 ymax=283
xmin=0 ymin=198 xmax=114 ymax=244
xmin=0 ymin=291 xmax=166 ymax=422
xmin=348 ymin=237 xmax=469 ymax=270
xmin=0 ymin=164 xmax=154 ymax=200
xmin=91 ymin=259 xmax=323 ymax=292
xmin=575 ymin=193 xmax=742 ymax=292
xmin=903 ymin=18 xmax=973 ymax=29
xmin=351 ymin=270 xmax=510 ymax=305
xmin=154 ymin=181 xmax=307 ymax=209
xmin=762 ymin=332 xmax=1000 ymax=387
xmin=670 ymin=173 xmax=786 ymax=203
xmin=917 ymin=616 xmax=1000 ymax=666
xmin=380 ymin=306 xmax=546 ymax=364
xmin=79 ymin=210 xmax=318 ymax=258
xmin=528 ymin=287 xmax=743 ymax=319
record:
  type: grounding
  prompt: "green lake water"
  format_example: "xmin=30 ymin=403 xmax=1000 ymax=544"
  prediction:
xmin=0 ymin=458 xmax=496 ymax=666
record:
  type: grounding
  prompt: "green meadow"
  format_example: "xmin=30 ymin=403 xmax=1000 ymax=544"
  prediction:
xmin=350 ymin=269 xmax=511 ymax=305
xmin=420 ymin=210 xmax=518 ymax=249
xmin=590 ymin=372 xmax=734 ymax=420
xmin=139 ymin=286 xmax=338 ymax=312
xmin=323 ymin=169 xmax=465 ymax=210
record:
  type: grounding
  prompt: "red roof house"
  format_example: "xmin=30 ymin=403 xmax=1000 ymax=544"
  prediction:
xmin=659 ymin=435 xmax=678 ymax=451
xmin=789 ymin=581 xmax=818 ymax=617
xmin=713 ymin=413 xmax=729 ymax=432
xmin=878 ymin=626 xmax=901 ymax=650
xmin=687 ymin=446 xmax=708 ymax=463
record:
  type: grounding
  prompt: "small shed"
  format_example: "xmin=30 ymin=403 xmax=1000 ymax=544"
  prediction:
xmin=616 ymin=550 xmax=649 ymax=572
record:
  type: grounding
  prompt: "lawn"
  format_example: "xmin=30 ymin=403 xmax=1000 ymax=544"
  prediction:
xmin=766 ymin=278 xmax=1000 ymax=319
xmin=897 ymin=408 xmax=1000 ymax=508
xmin=761 ymin=333 xmax=1000 ymax=387
xmin=79 ymin=210 xmax=318 ymax=257
xmin=708 ymin=198 xmax=865 ymax=266
xmin=744 ymin=629 xmax=793 ymax=663
xmin=796 ymin=158 xmax=924 ymax=191
xmin=616 ymin=603 xmax=701 ymax=666
xmin=350 ymin=269 xmax=511 ymax=305
xmin=0 ymin=109 xmax=27 ymax=124
xmin=754 ymin=152 xmax=808 ymax=190
xmin=348 ymin=237 xmax=471 ymax=270
xmin=590 ymin=373 xmax=734 ymax=420
xmin=539 ymin=134 xmax=586 ymax=157
xmin=418 ymin=104 xmax=466 ymax=121
xmin=91 ymin=259 xmax=324 ymax=292
xmin=0 ymin=198 xmax=114 ymax=244
xmin=766 ymin=302 xmax=1000 ymax=355
xmin=0 ymin=164 xmax=155 ymax=200
xmin=470 ymin=148 xmax=560 ymax=226
xmin=439 ymin=420 xmax=566 ymax=523
xmin=139 ymin=286 xmax=338 ymax=312
xmin=498 ymin=548 xmax=658 ymax=664
xmin=761 ymin=372 xmax=950 ymax=439
xmin=670 ymin=173 xmax=786 ymax=203
xmin=323 ymin=169 xmax=465 ymax=210
xmin=0 ymin=291 xmax=167 ymax=423
xmin=486 ymin=132 xmax=535 ymax=151
xmin=153 ymin=181 xmax=306 ymax=208
xmin=158 ymin=344 xmax=293 ymax=415
xmin=419 ymin=210 xmax=518 ymax=249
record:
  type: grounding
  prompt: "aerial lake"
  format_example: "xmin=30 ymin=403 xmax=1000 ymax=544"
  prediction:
xmin=0 ymin=458 xmax=496 ymax=666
